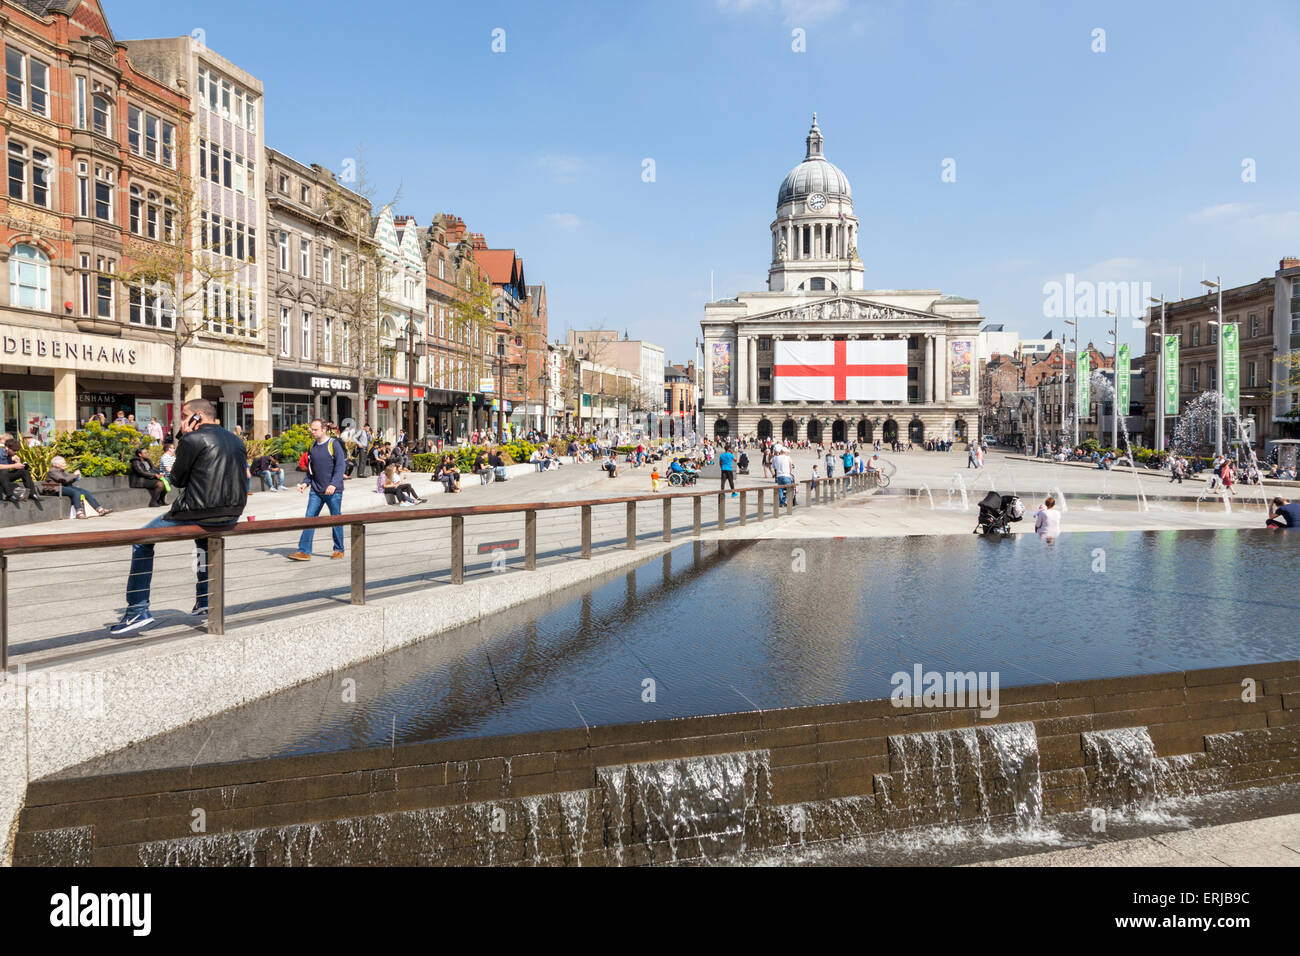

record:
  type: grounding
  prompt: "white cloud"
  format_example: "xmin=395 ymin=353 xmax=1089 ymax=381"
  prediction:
xmin=1187 ymin=202 xmax=1250 ymax=223
xmin=537 ymin=154 xmax=587 ymax=182
xmin=716 ymin=0 xmax=846 ymax=22
xmin=548 ymin=212 xmax=583 ymax=230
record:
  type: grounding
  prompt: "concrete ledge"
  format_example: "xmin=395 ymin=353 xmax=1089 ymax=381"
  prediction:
xmin=0 ymin=529 xmax=686 ymax=865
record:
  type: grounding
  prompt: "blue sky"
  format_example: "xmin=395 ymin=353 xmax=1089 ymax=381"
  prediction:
xmin=111 ymin=0 xmax=1300 ymax=363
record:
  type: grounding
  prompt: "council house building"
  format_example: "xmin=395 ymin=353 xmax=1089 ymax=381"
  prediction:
xmin=701 ymin=116 xmax=983 ymax=446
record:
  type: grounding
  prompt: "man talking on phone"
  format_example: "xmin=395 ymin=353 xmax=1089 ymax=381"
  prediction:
xmin=111 ymin=399 xmax=248 ymax=635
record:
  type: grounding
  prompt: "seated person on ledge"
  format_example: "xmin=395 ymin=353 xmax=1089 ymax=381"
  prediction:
xmin=383 ymin=465 xmax=424 ymax=505
xmin=435 ymin=457 xmax=461 ymax=494
xmin=603 ymin=454 xmax=619 ymax=477
xmin=1266 ymin=496 xmax=1300 ymax=530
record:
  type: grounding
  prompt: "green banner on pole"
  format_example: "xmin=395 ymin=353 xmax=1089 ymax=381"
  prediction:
xmin=1222 ymin=323 xmax=1239 ymax=420
xmin=1163 ymin=334 xmax=1180 ymax=416
xmin=1117 ymin=344 xmax=1131 ymax=418
xmin=1076 ymin=351 xmax=1090 ymax=417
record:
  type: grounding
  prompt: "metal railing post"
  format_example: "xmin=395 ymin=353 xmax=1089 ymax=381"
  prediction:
xmin=626 ymin=501 xmax=636 ymax=550
xmin=693 ymin=496 xmax=702 ymax=536
xmin=1 ymin=554 xmax=7 ymax=674
xmin=351 ymin=524 xmax=366 ymax=605
xmin=662 ymin=497 xmax=672 ymax=542
xmin=207 ymin=536 xmax=225 ymax=636
xmin=786 ymin=486 xmax=793 ymax=515
xmin=717 ymin=491 xmax=725 ymax=529
xmin=581 ymin=505 xmax=592 ymax=558
xmin=756 ymin=489 xmax=764 ymax=522
xmin=451 ymin=515 xmax=464 ymax=584
xmin=772 ymin=487 xmax=780 ymax=519
xmin=526 ymin=510 xmax=537 ymax=569
xmin=738 ymin=490 xmax=747 ymax=526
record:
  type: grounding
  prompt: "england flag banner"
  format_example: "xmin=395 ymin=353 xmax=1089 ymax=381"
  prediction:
xmin=773 ymin=339 xmax=907 ymax=402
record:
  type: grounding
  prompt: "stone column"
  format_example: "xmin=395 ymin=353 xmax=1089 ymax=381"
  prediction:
xmin=736 ymin=332 xmax=749 ymax=409
xmin=936 ymin=333 xmax=948 ymax=403
xmin=183 ymin=379 xmax=204 ymax=403
xmin=253 ymin=383 xmax=271 ymax=439
xmin=749 ymin=336 xmax=758 ymax=403
xmin=53 ymin=368 xmax=77 ymax=432
xmin=925 ymin=336 xmax=935 ymax=404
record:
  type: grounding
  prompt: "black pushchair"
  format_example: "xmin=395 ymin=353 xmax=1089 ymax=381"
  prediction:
xmin=974 ymin=491 xmax=1024 ymax=535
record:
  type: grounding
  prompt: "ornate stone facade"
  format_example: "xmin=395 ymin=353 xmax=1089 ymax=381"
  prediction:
xmin=701 ymin=118 xmax=983 ymax=445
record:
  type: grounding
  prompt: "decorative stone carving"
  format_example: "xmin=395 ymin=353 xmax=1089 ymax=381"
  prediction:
xmin=777 ymin=237 xmax=788 ymax=261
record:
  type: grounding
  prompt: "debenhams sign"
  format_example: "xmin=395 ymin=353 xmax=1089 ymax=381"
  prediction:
xmin=0 ymin=324 xmax=170 ymax=374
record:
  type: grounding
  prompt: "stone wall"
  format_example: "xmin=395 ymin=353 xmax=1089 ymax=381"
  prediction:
xmin=14 ymin=660 xmax=1300 ymax=866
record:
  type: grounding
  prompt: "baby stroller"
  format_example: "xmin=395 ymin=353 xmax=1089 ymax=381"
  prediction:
xmin=974 ymin=491 xmax=1024 ymax=535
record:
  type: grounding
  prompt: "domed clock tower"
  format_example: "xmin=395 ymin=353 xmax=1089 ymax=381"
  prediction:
xmin=768 ymin=115 xmax=864 ymax=293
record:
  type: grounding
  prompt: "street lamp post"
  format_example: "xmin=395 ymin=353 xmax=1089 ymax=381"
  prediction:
xmin=1103 ymin=308 xmax=1119 ymax=450
xmin=1064 ymin=319 xmax=1079 ymax=447
xmin=1148 ymin=295 xmax=1166 ymax=452
xmin=1202 ymin=277 xmax=1223 ymax=456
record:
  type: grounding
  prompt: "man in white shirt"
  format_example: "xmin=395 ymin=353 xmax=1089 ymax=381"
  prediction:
xmin=771 ymin=444 xmax=794 ymax=506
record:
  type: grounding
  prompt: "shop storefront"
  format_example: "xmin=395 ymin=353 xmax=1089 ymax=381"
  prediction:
xmin=375 ymin=383 xmax=424 ymax=441
xmin=0 ymin=321 xmax=273 ymax=436
xmin=271 ymin=368 xmax=358 ymax=436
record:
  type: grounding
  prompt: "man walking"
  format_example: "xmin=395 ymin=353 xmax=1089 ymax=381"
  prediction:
xmin=719 ymin=444 xmax=737 ymax=497
xmin=353 ymin=421 xmax=372 ymax=478
xmin=111 ymin=399 xmax=247 ymax=634
xmin=287 ymin=419 xmax=347 ymax=561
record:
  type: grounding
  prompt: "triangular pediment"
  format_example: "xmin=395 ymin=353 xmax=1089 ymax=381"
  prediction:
xmin=747 ymin=296 xmax=941 ymax=325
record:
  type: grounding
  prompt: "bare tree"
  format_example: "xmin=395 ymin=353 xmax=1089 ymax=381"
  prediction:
xmin=322 ymin=147 xmax=400 ymax=426
xmin=121 ymin=139 xmax=243 ymax=425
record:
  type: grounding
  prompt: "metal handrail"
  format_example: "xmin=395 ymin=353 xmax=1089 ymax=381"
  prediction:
xmin=0 ymin=472 xmax=877 ymax=670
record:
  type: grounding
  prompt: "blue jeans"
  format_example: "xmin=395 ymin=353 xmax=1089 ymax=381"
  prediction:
xmin=776 ymin=474 xmax=793 ymax=505
xmin=60 ymin=484 xmax=102 ymax=512
xmin=256 ymin=468 xmax=285 ymax=490
xmin=126 ymin=513 xmax=235 ymax=614
xmin=298 ymin=489 xmax=344 ymax=553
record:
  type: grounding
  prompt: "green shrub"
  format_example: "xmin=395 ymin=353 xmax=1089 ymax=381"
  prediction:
xmin=76 ymin=454 xmax=130 ymax=477
xmin=52 ymin=421 xmax=153 ymax=476
xmin=271 ymin=424 xmax=313 ymax=463
xmin=15 ymin=444 xmax=54 ymax=481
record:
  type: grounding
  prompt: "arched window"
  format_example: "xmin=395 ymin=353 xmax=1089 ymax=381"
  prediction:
xmin=757 ymin=418 xmax=772 ymax=440
xmin=91 ymin=94 xmax=111 ymax=136
xmin=9 ymin=243 xmax=49 ymax=310
xmin=909 ymin=418 xmax=925 ymax=443
xmin=714 ymin=417 xmax=730 ymax=440
xmin=146 ymin=191 xmax=159 ymax=239
xmin=781 ymin=418 xmax=796 ymax=442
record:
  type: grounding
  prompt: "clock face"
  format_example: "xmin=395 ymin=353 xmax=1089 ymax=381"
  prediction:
xmin=807 ymin=193 xmax=827 ymax=211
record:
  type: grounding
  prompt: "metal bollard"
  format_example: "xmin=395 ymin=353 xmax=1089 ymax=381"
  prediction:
xmin=351 ymin=524 xmax=366 ymax=604
xmin=451 ymin=514 xmax=464 ymax=584
xmin=207 ymin=536 xmax=225 ymax=635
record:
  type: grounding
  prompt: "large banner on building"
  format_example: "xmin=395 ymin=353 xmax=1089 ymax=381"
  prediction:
xmin=1077 ymin=352 xmax=1090 ymax=416
xmin=1163 ymin=334 xmax=1180 ymax=416
xmin=1116 ymin=344 xmax=1131 ymax=417
xmin=949 ymin=339 xmax=973 ymax=398
xmin=773 ymin=339 xmax=906 ymax=402
xmin=1222 ymin=323 xmax=1239 ymax=420
xmin=710 ymin=342 xmax=731 ymax=398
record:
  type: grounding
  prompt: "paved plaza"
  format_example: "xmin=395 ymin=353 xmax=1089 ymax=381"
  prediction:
xmin=1 ymin=446 xmax=1281 ymax=671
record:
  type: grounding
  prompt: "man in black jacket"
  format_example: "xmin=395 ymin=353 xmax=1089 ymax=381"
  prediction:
xmin=112 ymin=399 xmax=248 ymax=635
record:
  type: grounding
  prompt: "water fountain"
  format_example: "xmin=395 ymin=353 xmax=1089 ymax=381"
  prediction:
xmin=946 ymin=472 xmax=970 ymax=511
xmin=1082 ymin=727 xmax=1157 ymax=810
xmin=915 ymin=483 xmax=935 ymax=510
xmin=1089 ymin=371 xmax=1149 ymax=511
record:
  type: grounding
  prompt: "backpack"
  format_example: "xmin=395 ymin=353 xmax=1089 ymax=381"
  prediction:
xmin=299 ymin=451 xmax=310 ymax=472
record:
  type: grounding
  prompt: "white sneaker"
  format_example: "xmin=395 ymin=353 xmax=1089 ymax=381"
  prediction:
xmin=398 ymin=501 xmax=413 ymax=507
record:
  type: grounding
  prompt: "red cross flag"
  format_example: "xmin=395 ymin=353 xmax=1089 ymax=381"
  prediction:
xmin=773 ymin=339 xmax=907 ymax=401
